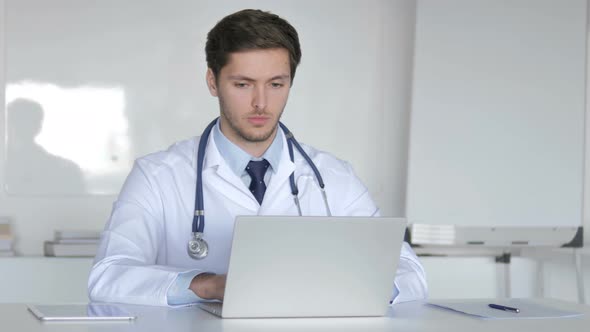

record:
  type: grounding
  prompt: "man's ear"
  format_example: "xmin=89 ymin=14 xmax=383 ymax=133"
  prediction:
xmin=206 ymin=68 xmax=218 ymax=97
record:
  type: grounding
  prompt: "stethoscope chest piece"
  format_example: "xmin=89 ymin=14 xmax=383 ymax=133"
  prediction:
xmin=187 ymin=232 xmax=208 ymax=260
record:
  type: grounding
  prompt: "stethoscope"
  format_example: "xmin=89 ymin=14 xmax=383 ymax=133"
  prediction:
xmin=188 ymin=117 xmax=332 ymax=259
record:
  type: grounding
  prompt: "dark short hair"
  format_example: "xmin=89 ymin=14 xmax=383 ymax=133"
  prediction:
xmin=205 ymin=9 xmax=302 ymax=83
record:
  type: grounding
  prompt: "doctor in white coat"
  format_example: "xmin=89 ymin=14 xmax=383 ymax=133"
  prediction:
xmin=88 ymin=9 xmax=427 ymax=306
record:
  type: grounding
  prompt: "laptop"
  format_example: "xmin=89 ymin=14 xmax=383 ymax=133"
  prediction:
xmin=198 ymin=216 xmax=406 ymax=318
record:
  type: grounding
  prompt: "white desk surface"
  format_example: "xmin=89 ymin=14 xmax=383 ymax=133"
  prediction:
xmin=2 ymin=299 xmax=588 ymax=332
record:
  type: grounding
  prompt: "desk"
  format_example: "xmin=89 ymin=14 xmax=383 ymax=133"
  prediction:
xmin=1 ymin=299 xmax=588 ymax=332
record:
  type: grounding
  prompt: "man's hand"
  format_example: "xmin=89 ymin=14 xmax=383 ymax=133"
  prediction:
xmin=189 ymin=273 xmax=227 ymax=300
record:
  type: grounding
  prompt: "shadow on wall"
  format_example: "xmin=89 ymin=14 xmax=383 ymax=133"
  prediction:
xmin=5 ymin=98 xmax=86 ymax=195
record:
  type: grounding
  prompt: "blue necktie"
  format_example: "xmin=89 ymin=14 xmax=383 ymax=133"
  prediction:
xmin=246 ymin=159 xmax=270 ymax=204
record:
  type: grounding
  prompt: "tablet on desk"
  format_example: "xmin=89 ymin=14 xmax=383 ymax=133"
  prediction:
xmin=28 ymin=304 xmax=136 ymax=321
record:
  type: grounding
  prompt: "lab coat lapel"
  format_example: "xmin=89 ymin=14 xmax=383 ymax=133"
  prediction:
xmin=202 ymin=133 xmax=259 ymax=211
xmin=259 ymin=133 xmax=296 ymax=214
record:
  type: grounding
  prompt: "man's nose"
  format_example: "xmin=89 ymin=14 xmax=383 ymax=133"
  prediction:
xmin=252 ymin=86 xmax=267 ymax=111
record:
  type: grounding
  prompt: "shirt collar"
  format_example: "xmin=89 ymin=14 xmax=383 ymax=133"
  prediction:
xmin=213 ymin=118 xmax=283 ymax=176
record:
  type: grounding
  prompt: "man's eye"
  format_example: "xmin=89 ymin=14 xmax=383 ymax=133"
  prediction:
xmin=235 ymin=82 xmax=249 ymax=88
xmin=270 ymin=82 xmax=284 ymax=88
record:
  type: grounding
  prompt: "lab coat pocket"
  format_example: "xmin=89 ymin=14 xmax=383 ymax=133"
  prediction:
xmin=295 ymin=176 xmax=328 ymax=216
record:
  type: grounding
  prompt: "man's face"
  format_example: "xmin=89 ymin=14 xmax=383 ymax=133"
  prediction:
xmin=207 ymin=48 xmax=292 ymax=147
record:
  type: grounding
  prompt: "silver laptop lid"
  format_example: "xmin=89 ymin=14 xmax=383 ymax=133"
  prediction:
xmin=221 ymin=216 xmax=406 ymax=318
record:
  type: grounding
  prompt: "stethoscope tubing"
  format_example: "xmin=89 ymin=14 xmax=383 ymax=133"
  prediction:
xmin=193 ymin=119 xmax=216 ymax=234
xmin=191 ymin=117 xmax=331 ymax=235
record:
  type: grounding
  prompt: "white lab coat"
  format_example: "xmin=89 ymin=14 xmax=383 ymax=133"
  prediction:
xmin=88 ymin=131 xmax=428 ymax=306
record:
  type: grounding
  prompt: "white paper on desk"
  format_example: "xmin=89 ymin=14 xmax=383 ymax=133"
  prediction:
xmin=428 ymin=298 xmax=582 ymax=320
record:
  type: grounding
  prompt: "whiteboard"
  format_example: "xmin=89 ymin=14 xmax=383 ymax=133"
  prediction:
xmin=3 ymin=0 xmax=391 ymax=196
xmin=1 ymin=0 xmax=420 ymax=255
xmin=407 ymin=0 xmax=586 ymax=231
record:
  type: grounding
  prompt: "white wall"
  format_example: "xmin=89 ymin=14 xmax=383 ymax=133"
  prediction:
xmin=585 ymin=0 xmax=590 ymax=253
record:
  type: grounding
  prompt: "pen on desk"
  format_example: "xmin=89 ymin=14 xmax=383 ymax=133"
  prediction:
xmin=488 ymin=303 xmax=520 ymax=313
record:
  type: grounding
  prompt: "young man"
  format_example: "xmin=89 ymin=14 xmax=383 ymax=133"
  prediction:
xmin=88 ymin=9 xmax=427 ymax=306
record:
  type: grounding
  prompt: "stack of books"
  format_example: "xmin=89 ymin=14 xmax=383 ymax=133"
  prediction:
xmin=409 ymin=224 xmax=456 ymax=245
xmin=0 ymin=222 xmax=15 ymax=257
xmin=44 ymin=230 xmax=101 ymax=257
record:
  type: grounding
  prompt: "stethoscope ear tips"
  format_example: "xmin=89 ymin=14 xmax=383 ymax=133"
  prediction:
xmin=187 ymin=232 xmax=209 ymax=260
